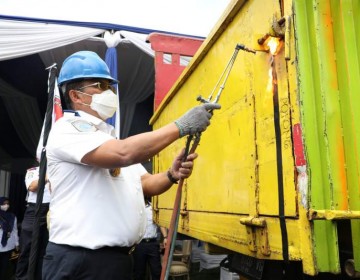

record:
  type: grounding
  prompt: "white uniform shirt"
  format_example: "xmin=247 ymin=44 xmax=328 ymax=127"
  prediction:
xmin=46 ymin=111 xmax=147 ymax=249
xmin=25 ymin=167 xmax=51 ymax=203
xmin=143 ymin=203 xmax=158 ymax=239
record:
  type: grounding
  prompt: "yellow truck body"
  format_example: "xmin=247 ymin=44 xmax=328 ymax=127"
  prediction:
xmin=150 ymin=0 xmax=360 ymax=277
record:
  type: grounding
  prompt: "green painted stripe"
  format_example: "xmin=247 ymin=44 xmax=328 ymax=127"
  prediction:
xmin=294 ymin=0 xmax=343 ymax=273
xmin=331 ymin=0 xmax=360 ymax=271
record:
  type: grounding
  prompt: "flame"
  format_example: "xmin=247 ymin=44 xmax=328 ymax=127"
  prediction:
xmin=265 ymin=37 xmax=281 ymax=92
xmin=266 ymin=68 xmax=273 ymax=92
xmin=266 ymin=37 xmax=281 ymax=55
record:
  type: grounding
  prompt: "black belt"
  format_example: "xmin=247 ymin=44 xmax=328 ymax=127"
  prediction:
xmin=49 ymin=242 xmax=136 ymax=255
xmin=27 ymin=203 xmax=50 ymax=207
xmin=100 ymin=245 xmax=136 ymax=255
xmin=141 ymin=238 xmax=157 ymax=243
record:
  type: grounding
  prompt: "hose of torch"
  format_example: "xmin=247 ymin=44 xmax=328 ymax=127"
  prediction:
xmin=162 ymin=184 xmax=181 ymax=280
xmin=160 ymin=135 xmax=200 ymax=280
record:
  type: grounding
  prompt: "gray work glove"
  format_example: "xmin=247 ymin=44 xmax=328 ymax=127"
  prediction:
xmin=174 ymin=103 xmax=221 ymax=137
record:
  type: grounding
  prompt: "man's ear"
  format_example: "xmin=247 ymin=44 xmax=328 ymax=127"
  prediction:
xmin=68 ymin=89 xmax=80 ymax=103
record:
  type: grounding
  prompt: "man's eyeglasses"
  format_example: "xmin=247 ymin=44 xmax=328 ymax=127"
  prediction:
xmin=76 ymin=82 xmax=116 ymax=93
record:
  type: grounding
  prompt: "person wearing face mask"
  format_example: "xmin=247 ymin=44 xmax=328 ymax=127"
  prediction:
xmin=42 ymin=50 xmax=220 ymax=280
xmin=73 ymin=85 xmax=118 ymax=120
xmin=0 ymin=197 xmax=19 ymax=280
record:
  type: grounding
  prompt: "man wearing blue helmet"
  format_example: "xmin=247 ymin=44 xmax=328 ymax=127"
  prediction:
xmin=42 ymin=50 xmax=220 ymax=280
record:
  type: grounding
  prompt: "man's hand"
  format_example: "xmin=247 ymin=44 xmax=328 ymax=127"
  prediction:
xmin=174 ymin=103 xmax=221 ymax=137
xmin=169 ymin=149 xmax=198 ymax=181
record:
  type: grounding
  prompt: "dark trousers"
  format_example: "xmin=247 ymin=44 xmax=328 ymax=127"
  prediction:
xmin=16 ymin=204 xmax=49 ymax=280
xmin=0 ymin=250 xmax=12 ymax=280
xmin=42 ymin=242 xmax=134 ymax=280
xmin=133 ymin=239 xmax=162 ymax=280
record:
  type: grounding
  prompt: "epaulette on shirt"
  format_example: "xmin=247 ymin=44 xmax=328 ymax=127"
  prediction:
xmin=63 ymin=110 xmax=97 ymax=133
xmin=63 ymin=110 xmax=80 ymax=118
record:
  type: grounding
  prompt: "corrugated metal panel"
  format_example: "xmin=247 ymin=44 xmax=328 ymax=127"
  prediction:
xmin=295 ymin=0 xmax=360 ymax=273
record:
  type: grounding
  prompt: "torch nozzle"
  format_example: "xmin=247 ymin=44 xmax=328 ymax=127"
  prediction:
xmin=236 ymin=44 xmax=257 ymax=54
xmin=197 ymin=95 xmax=210 ymax=103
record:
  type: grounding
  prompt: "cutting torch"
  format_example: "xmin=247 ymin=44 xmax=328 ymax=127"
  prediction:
xmin=161 ymin=43 xmax=256 ymax=280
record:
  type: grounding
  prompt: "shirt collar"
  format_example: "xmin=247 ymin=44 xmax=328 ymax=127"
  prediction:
xmin=77 ymin=110 xmax=104 ymax=125
xmin=77 ymin=111 xmax=116 ymax=136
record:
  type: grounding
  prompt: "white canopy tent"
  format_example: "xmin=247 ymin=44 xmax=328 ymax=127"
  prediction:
xmin=0 ymin=0 xmax=231 ymax=38
xmin=0 ymin=17 xmax=195 ymax=174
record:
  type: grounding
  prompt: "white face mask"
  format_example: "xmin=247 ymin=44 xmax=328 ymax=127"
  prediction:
xmin=1 ymin=205 xmax=9 ymax=211
xmin=78 ymin=89 xmax=118 ymax=120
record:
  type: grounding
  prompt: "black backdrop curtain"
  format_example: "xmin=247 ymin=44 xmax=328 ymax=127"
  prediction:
xmin=9 ymin=172 xmax=27 ymax=225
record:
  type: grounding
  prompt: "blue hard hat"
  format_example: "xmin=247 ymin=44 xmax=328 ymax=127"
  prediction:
xmin=58 ymin=51 xmax=118 ymax=86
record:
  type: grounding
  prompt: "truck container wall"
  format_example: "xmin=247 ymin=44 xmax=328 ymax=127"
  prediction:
xmin=150 ymin=0 xmax=360 ymax=277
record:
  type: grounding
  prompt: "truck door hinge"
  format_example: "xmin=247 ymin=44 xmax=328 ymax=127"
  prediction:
xmin=240 ymin=217 xmax=270 ymax=256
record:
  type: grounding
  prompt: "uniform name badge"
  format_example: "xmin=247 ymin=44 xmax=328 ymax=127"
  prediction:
xmin=71 ymin=120 xmax=97 ymax=132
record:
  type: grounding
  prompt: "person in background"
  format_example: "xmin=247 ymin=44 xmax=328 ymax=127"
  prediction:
xmin=160 ymin=226 xmax=168 ymax=255
xmin=16 ymin=166 xmax=51 ymax=280
xmin=0 ymin=197 xmax=19 ymax=280
xmin=42 ymin=50 xmax=220 ymax=280
xmin=133 ymin=196 xmax=167 ymax=280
